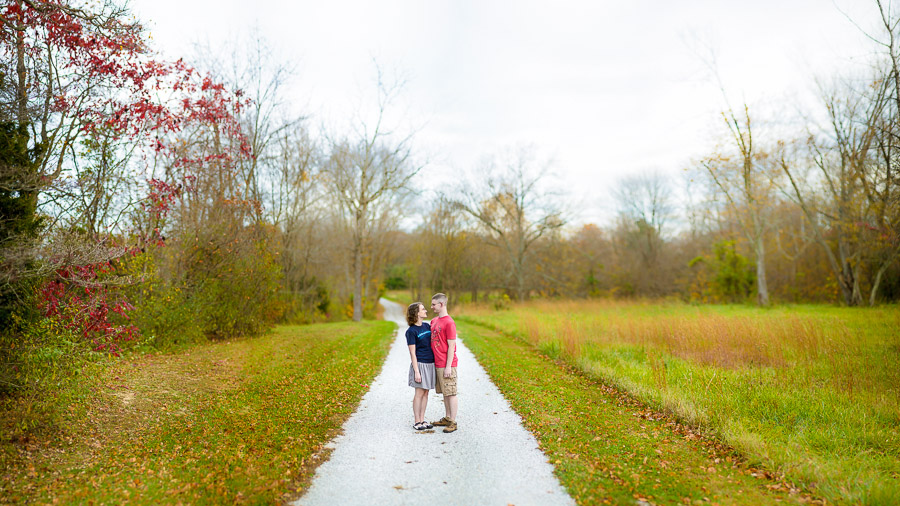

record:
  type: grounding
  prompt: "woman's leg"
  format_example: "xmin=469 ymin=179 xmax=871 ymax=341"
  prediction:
xmin=412 ymin=389 xmax=423 ymax=423
xmin=413 ymin=388 xmax=428 ymax=423
xmin=418 ymin=387 xmax=429 ymax=422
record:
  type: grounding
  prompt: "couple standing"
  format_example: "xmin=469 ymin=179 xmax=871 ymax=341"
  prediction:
xmin=405 ymin=293 xmax=458 ymax=433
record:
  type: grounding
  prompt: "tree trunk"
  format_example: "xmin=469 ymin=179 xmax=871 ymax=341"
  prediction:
xmin=837 ymin=243 xmax=861 ymax=306
xmin=352 ymin=236 xmax=363 ymax=322
xmin=851 ymin=263 xmax=863 ymax=306
xmin=830 ymin=262 xmax=854 ymax=306
xmin=754 ymin=236 xmax=769 ymax=306
xmin=868 ymin=258 xmax=894 ymax=306
xmin=515 ymin=271 xmax=526 ymax=302
xmin=512 ymin=256 xmax=527 ymax=302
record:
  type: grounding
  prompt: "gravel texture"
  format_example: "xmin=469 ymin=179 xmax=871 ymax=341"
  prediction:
xmin=293 ymin=298 xmax=575 ymax=506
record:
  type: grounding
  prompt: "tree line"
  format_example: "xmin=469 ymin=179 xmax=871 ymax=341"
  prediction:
xmin=399 ymin=5 xmax=900 ymax=309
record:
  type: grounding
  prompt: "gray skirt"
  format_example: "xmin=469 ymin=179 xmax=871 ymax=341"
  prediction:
xmin=408 ymin=362 xmax=436 ymax=390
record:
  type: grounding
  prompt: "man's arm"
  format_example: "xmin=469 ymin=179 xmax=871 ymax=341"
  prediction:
xmin=408 ymin=345 xmax=421 ymax=382
xmin=444 ymin=339 xmax=455 ymax=378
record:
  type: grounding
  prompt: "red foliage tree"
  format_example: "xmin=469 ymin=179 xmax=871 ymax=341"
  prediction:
xmin=1 ymin=0 xmax=251 ymax=347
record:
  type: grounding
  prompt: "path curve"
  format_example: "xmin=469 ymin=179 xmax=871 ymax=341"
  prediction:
xmin=293 ymin=298 xmax=575 ymax=506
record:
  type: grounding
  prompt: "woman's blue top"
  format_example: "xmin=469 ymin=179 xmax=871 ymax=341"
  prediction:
xmin=405 ymin=322 xmax=434 ymax=363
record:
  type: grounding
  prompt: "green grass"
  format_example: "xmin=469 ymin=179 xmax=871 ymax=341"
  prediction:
xmin=381 ymin=289 xmax=408 ymax=303
xmin=0 ymin=320 xmax=395 ymax=504
xmin=458 ymin=320 xmax=816 ymax=505
xmin=458 ymin=300 xmax=900 ymax=505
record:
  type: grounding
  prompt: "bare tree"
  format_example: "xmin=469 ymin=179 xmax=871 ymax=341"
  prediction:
xmin=613 ymin=170 xmax=674 ymax=235
xmin=323 ymin=71 xmax=422 ymax=321
xmin=452 ymin=146 xmax=566 ymax=302
xmin=687 ymin=38 xmax=779 ymax=305
xmin=779 ymin=72 xmax=889 ymax=306
xmin=269 ymin=123 xmax=323 ymax=301
xmin=611 ymin=170 xmax=675 ymax=296
xmin=192 ymin=31 xmax=305 ymax=225
xmin=864 ymin=0 xmax=900 ymax=304
xmin=868 ymin=107 xmax=900 ymax=304
xmin=409 ymin=197 xmax=471 ymax=302
xmin=700 ymin=105 xmax=778 ymax=306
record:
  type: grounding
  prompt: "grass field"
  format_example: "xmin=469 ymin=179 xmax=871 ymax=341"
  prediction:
xmin=381 ymin=289 xmax=407 ymax=303
xmin=458 ymin=320 xmax=817 ymax=505
xmin=458 ymin=301 xmax=900 ymax=505
xmin=0 ymin=320 xmax=395 ymax=504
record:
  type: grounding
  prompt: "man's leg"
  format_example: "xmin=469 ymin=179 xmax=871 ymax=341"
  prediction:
xmin=432 ymin=368 xmax=453 ymax=426
xmin=443 ymin=394 xmax=458 ymax=421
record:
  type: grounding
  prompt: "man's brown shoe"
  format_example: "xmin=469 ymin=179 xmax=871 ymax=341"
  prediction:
xmin=443 ymin=421 xmax=458 ymax=433
xmin=432 ymin=417 xmax=452 ymax=426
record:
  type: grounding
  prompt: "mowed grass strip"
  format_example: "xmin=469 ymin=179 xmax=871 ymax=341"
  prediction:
xmin=458 ymin=320 xmax=817 ymax=506
xmin=2 ymin=320 xmax=395 ymax=505
xmin=460 ymin=301 xmax=900 ymax=505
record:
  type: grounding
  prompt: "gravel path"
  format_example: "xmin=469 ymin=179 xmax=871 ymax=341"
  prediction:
xmin=293 ymin=298 xmax=575 ymax=506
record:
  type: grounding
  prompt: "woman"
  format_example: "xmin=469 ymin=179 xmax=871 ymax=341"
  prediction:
xmin=406 ymin=302 xmax=435 ymax=430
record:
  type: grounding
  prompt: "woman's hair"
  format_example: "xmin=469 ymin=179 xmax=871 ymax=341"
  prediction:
xmin=406 ymin=302 xmax=423 ymax=326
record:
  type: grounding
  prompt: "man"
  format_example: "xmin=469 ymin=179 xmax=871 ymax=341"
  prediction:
xmin=429 ymin=293 xmax=458 ymax=433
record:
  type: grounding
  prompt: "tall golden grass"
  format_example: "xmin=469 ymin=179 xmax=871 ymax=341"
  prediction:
xmin=458 ymin=299 xmax=900 ymax=504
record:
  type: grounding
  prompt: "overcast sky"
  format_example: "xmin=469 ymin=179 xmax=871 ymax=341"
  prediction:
xmin=130 ymin=0 xmax=879 ymax=224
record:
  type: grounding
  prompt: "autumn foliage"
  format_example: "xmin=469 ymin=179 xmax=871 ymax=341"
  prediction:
xmin=0 ymin=0 xmax=263 ymax=420
xmin=38 ymin=262 xmax=137 ymax=354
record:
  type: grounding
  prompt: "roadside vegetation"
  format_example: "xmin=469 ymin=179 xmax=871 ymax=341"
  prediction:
xmin=458 ymin=300 xmax=900 ymax=505
xmin=0 ymin=321 xmax=394 ymax=504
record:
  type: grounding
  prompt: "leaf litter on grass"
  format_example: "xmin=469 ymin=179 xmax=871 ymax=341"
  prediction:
xmin=1 ymin=320 xmax=395 ymax=505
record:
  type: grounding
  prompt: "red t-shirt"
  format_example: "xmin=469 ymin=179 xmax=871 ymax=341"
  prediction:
xmin=430 ymin=315 xmax=458 ymax=368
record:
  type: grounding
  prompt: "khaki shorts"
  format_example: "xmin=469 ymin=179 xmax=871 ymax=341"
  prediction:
xmin=435 ymin=367 xmax=458 ymax=396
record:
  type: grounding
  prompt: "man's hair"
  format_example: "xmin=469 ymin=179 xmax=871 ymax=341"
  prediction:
xmin=431 ymin=293 xmax=448 ymax=306
xmin=407 ymin=302 xmax=422 ymax=326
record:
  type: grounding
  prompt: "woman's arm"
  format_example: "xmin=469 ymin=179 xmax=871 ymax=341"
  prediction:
xmin=408 ymin=344 xmax=421 ymax=383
